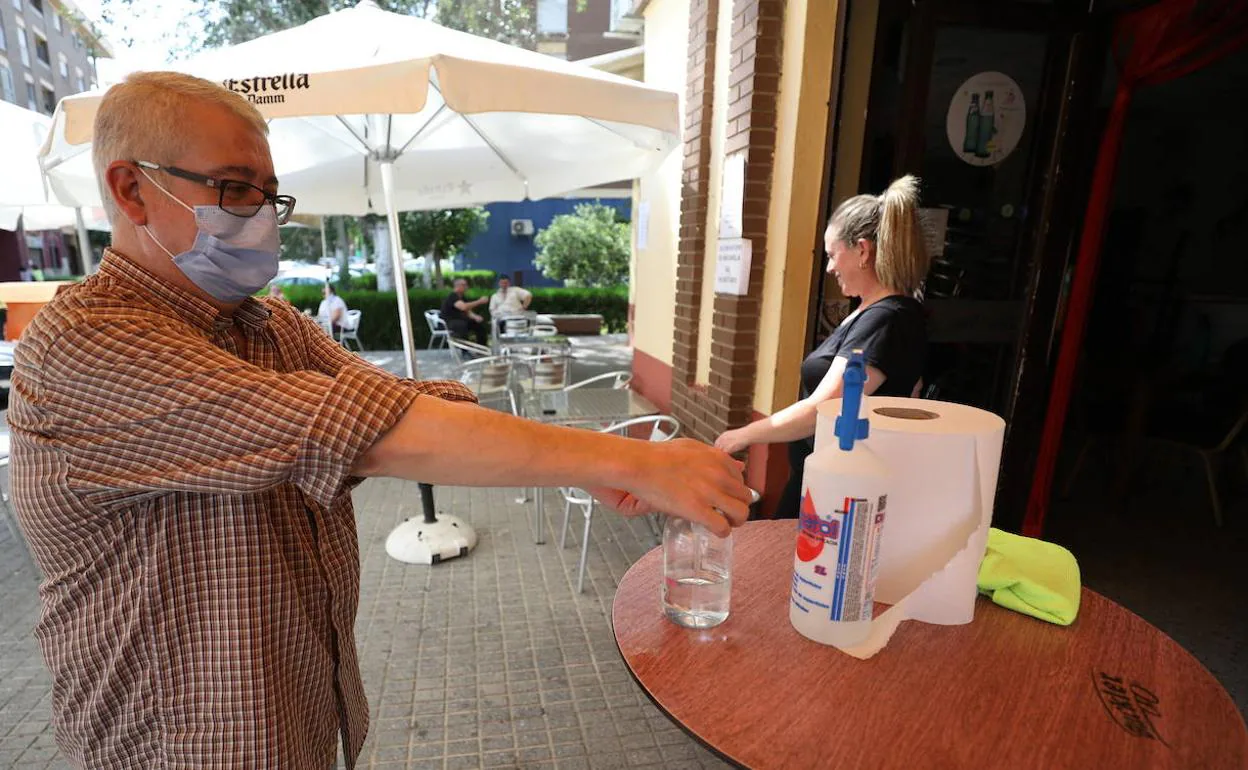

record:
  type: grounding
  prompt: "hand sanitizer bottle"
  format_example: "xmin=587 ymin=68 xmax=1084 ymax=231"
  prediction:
xmin=789 ymin=350 xmax=891 ymax=648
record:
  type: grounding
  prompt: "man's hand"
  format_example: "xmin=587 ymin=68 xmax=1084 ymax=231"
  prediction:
xmin=472 ymin=296 xmax=490 ymax=308
xmin=588 ymin=439 xmax=749 ymax=536
xmin=714 ymin=427 xmax=751 ymax=455
xmin=468 ymin=312 xmax=484 ymax=323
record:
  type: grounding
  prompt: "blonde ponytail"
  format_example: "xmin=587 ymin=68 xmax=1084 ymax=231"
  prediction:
xmin=875 ymin=175 xmax=928 ymax=295
xmin=827 ymin=174 xmax=930 ymax=296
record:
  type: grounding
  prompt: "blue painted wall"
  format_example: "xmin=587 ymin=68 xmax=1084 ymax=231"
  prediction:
xmin=458 ymin=198 xmax=631 ymax=288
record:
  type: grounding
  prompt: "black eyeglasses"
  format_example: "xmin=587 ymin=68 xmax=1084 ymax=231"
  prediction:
xmin=135 ymin=160 xmax=296 ymax=225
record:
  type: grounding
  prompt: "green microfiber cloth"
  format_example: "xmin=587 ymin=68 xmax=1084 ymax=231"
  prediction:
xmin=977 ymin=528 xmax=1081 ymax=626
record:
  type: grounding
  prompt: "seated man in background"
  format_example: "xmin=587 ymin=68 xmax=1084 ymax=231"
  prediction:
xmin=441 ymin=277 xmax=489 ymax=344
xmin=317 ymin=282 xmax=348 ymax=335
xmin=489 ymin=275 xmax=532 ymax=317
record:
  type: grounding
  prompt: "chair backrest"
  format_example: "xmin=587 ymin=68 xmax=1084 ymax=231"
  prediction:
xmin=602 ymin=415 xmax=680 ymax=443
xmin=449 ymin=337 xmax=492 ymax=364
xmin=503 ymin=316 xmax=532 ymax=336
xmin=514 ymin=351 xmax=571 ymax=390
xmin=426 ymin=309 xmax=451 ymax=334
xmin=459 ymin=355 xmax=519 ymax=393
xmin=343 ymin=310 xmax=362 ymax=333
xmin=565 ymin=371 xmax=632 ymax=391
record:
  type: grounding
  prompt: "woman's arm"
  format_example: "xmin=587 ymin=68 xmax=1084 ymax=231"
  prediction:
xmin=714 ymin=357 xmax=886 ymax=453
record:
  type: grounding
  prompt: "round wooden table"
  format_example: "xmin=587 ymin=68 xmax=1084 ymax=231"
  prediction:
xmin=612 ymin=521 xmax=1247 ymax=769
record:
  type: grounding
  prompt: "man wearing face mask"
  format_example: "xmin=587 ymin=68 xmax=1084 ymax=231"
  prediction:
xmin=7 ymin=72 xmax=752 ymax=770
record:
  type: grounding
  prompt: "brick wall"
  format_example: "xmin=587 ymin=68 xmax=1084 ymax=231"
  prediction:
xmin=670 ymin=0 xmax=785 ymax=444
xmin=669 ymin=0 xmax=719 ymax=440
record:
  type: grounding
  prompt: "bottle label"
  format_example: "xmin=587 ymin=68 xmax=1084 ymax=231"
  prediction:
xmin=792 ymin=490 xmax=887 ymax=622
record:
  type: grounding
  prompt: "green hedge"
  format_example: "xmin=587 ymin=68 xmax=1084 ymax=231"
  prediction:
xmin=283 ymin=285 xmax=627 ymax=349
xmin=344 ymin=269 xmax=498 ymax=292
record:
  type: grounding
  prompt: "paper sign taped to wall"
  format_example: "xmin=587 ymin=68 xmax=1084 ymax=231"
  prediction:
xmin=918 ymin=208 xmax=949 ymax=257
xmin=715 ymin=238 xmax=751 ymax=295
xmin=719 ymin=152 xmax=746 ymax=238
xmin=636 ymin=200 xmax=650 ymax=251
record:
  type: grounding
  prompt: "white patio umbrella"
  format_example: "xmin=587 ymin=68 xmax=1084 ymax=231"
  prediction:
xmin=0 ymin=100 xmax=102 ymax=270
xmin=38 ymin=0 xmax=680 ymax=376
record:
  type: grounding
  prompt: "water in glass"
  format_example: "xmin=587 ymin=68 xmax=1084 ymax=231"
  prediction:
xmin=662 ymin=518 xmax=732 ymax=629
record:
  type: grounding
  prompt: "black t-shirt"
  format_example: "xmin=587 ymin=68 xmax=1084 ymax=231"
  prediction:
xmin=799 ymin=295 xmax=927 ymax=400
xmin=441 ymin=291 xmax=467 ymax=322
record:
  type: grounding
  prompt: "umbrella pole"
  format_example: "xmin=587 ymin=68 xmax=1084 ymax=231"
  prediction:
xmin=74 ymin=207 xmax=95 ymax=275
xmin=320 ymin=216 xmax=328 ymax=265
xmin=380 ymin=160 xmax=418 ymax=378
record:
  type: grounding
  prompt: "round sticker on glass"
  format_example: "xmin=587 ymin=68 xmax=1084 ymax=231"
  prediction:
xmin=946 ymin=72 xmax=1026 ymax=167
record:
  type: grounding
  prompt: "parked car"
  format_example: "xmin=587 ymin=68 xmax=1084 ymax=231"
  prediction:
xmin=272 ymin=263 xmax=331 ymax=288
xmin=0 ymin=340 xmax=14 ymax=411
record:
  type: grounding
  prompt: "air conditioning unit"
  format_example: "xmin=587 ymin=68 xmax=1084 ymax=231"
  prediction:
xmin=510 ymin=219 xmax=535 ymax=237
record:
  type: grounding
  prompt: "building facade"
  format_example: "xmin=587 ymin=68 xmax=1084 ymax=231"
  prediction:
xmin=0 ymin=0 xmax=109 ymax=281
xmin=0 ymin=0 xmax=105 ymax=114
xmin=538 ymin=0 xmax=642 ymax=61
xmin=465 ymin=197 xmax=631 ymax=288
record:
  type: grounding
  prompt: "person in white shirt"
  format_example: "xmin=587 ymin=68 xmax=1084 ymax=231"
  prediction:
xmin=317 ymin=283 xmax=349 ymax=335
xmin=488 ymin=275 xmax=532 ymax=317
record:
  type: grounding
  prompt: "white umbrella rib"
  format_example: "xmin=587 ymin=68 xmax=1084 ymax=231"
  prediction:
xmin=395 ymin=103 xmax=449 ymax=156
xmin=334 ymin=116 xmax=378 ymax=155
xmin=460 ymin=114 xmax=525 ymax=184
xmin=584 ymin=116 xmax=660 ymax=151
xmin=427 ymin=79 xmax=524 ymax=184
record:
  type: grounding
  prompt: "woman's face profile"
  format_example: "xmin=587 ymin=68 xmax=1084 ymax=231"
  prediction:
xmin=825 ymin=227 xmax=868 ymax=298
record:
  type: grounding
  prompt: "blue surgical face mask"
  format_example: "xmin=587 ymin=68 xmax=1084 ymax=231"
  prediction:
xmin=140 ymin=169 xmax=281 ymax=303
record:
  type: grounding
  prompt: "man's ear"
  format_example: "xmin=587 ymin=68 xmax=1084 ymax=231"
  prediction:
xmin=106 ymin=161 xmax=148 ymax=227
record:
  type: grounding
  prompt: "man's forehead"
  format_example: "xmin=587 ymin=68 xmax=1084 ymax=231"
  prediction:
xmin=205 ymin=163 xmax=279 ymax=187
xmin=179 ymin=103 xmax=276 ymax=185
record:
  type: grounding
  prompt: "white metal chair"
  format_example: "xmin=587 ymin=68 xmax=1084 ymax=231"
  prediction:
xmin=424 ymin=310 xmax=451 ymax=349
xmin=503 ymin=316 xmax=533 ymax=336
xmin=559 ymin=415 xmax=680 ymax=593
xmin=448 ymin=336 xmax=493 ymax=365
xmin=513 ymin=350 xmax=572 ymax=392
xmin=338 ymin=309 xmax=363 ymax=351
xmin=532 ymin=324 xmax=559 ymax=336
xmin=456 ymin=355 xmax=528 ymax=414
xmin=564 ymin=371 xmax=632 ymax=391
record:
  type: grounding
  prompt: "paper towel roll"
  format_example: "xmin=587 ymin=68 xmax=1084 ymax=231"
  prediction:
xmin=811 ymin=396 xmax=1005 ymax=658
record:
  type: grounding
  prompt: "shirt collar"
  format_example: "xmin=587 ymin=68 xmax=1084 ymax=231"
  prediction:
xmin=98 ymin=249 xmax=272 ymax=334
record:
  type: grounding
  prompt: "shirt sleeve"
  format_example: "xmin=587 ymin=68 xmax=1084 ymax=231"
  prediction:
xmin=839 ymin=306 xmax=921 ymax=382
xmin=39 ymin=317 xmax=477 ymax=511
xmin=290 ymin=305 xmax=370 ymax=378
xmin=489 ymin=293 xmax=501 ymax=314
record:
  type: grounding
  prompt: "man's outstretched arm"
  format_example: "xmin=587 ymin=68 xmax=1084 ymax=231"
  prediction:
xmin=353 ymin=397 xmax=750 ymax=536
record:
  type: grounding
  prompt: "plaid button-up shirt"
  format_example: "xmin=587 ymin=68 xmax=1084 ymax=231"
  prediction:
xmin=9 ymin=251 xmax=475 ymax=769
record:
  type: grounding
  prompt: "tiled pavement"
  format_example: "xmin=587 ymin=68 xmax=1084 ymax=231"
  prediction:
xmin=0 ymin=342 xmax=732 ymax=769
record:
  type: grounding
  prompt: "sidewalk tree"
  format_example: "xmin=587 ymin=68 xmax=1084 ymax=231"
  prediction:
xmin=534 ymin=203 xmax=629 ymax=287
xmin=99 ymin=0 xmax=534 ymax=49
xmin=399 ymin=208 xmax=490 ymax=289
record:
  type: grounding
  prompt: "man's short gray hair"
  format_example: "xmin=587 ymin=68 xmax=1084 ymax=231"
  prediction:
xmin=93 ymin=71 xmax=269 ymax=223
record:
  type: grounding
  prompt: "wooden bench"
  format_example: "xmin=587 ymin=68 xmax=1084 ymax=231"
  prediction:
xmin=541 ymin=314 xmax=603 ymax=336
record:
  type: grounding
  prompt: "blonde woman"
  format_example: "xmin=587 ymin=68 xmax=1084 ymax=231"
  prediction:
xmin=714 ymin=176 xmax=931 ymax=517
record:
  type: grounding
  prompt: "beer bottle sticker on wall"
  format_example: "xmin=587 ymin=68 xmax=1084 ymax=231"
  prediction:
xmin=946 ymin=72 xmax=1026 ymax=167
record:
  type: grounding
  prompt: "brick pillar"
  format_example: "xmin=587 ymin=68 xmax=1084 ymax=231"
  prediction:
xmin=669 ymin=0 xmax=720 ymax=441
xmin=671 ymin=0 xmax=785 ymax=444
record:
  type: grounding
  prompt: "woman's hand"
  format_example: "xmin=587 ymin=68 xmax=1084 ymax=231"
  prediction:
xmin=714 ymin=427 xmax=751 ymax=455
